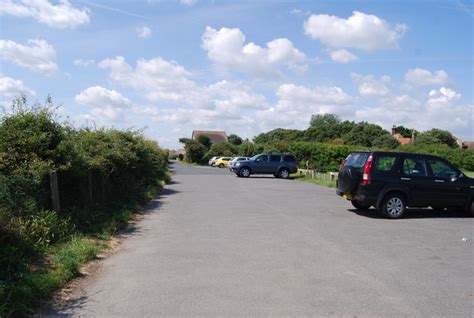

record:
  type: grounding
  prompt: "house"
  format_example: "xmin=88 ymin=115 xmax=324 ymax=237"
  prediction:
xmin=391 ymin=125 xmax=415 ymax=145
xmin=192 ymin=130 xmax=228 ymax=144
xmin=462 ymin=141 xmax=474 ymax=149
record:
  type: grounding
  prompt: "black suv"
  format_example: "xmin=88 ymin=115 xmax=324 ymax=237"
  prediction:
xmin=337 ymin=151 xmax=474 ymax=218
xmin=234 ymin=153 xmax=298 ymax=178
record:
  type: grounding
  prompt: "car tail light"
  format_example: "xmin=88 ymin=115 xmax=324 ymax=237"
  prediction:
xmin=362 ymin=154 xmax=374 ymax=185
xmin=339 ymin=159 xmax=347 ymax=172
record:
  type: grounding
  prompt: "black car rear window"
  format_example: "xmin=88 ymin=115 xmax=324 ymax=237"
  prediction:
xmin=283 ymin=155 xmax=296 ymax=162
xmin=345 ymin=153 xmax=369 ymax=168
xmin=375 ymin=155 xmax=398 ymax=172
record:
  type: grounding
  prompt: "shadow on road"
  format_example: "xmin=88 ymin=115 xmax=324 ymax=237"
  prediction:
xmin=350 ymin=208 xmax=471 ymax=219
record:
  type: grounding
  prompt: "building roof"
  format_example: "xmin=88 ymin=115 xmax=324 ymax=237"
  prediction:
xmin=192 ymin=130 xmax=228 ymax=143
xmin=463 ymin=141 xmax=474 ymax=149
xmin=393 ymin=133 xmax=413 ymax=145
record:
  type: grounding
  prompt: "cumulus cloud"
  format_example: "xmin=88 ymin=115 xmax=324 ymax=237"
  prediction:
xmin=355 ymin=88 xmax=471 ymax=138
xmin=73 ymin=58 xmax=95 ymax=67
xmin=136 ymin=26 xmax=152 ymax=38
xmin=404 ymin=68 xmax=449 ymax=87
xmin=255 ymin=84 xmax=353 ymax=130
xmin=330 ymin=49 xmax=358 ymax=63
xmin=304 ymin=11 xmax=407 ymax=51
xmin=0 ymin=75 xmax=35 ymax=97
xmin=75 ymin=86 xmax=132 ymax=121
xmin=0 ymin=39 xmax=58 ymax=74
xmin=0 ymin=0 xmax=90 ymax=29
xmin=351 ymin=73 xmax=391 ymax=98
xmin=201 ymin=26 xmax=306 ymax=77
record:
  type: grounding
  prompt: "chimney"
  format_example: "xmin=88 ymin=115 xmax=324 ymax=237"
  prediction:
xmin=391 ymin=125 xmax=397 ymax=135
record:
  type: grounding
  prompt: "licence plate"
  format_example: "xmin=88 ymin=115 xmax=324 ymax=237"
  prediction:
xmin=342 ymin=194 xmax=352 ymax=200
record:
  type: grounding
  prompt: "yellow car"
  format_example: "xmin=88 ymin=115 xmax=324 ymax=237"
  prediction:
xmin=214 ymin=157 xmax=233 ymax=168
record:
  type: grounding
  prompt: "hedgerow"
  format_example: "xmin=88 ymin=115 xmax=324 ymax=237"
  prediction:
xmin=0 ymin=96 xmax=169 ymax=316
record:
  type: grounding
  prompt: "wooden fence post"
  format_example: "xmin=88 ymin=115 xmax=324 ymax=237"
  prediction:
xmin=88 ymin=170 xmax=94 ymax=205
xmin=49 ymin=171 xmax=60 ymax=213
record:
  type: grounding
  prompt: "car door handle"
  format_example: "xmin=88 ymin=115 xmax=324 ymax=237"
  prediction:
xmin=434 ymin=179 xmax=445 ymax=183
xmin=401 ymin=177 xmax=411 ymax=181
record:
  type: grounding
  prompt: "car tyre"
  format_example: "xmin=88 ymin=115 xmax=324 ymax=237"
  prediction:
xmin=278 ymin=168 xmax=290 ymax=179
xmin=218 ymin=163 xmax=224 ymax=168
xmin=381 ymin=193 xmax=406 ymax=219
xmin=351 ymin=200 xmax=371 ymax=210
xmin=239 ymin=167 xmax=251 ymax=178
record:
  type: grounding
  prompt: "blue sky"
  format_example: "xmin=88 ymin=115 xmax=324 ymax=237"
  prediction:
xmin=0 ymin=0 xmax=473 ymax=149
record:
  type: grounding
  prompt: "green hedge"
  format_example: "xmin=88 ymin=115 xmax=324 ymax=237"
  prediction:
xmin=0 ymin=98 xmax=169 ymax=316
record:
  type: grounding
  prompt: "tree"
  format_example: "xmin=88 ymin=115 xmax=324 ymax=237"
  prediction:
xmin=309 ymin=113 xmax=340 ymax=128
xmin=228 ymin=134 xmax=243 ymax=146
xmin=237 ymin=141 xmax=256 ymax=157
xmin=185 ymin=142 xmax=207 ymax=163
xmin=342 ymin=122 xmax=393 ymax=147
xmin=394 ymin=125 xmax=415 ymax=138
xmin=205 ymin=142 xmax=237 ymax=158
xmin=414 ymin=129 xmax=458 ymax=148
xmin=253 ymin=128 xmax=304 ymax=144
xmin=196 ymin=135 xmax=211 ymax=149
xmin=372 ymin=134 xmax=400 ymax=149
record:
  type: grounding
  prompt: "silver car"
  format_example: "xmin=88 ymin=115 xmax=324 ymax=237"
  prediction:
xmin=229 ymin=157 xmax=250 ymax=172
xmin=208 ymin=156 xmax=221 ymax=167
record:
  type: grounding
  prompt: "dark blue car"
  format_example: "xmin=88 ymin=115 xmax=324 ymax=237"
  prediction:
xmin=233 ymin=153 xmax=298 ymax=179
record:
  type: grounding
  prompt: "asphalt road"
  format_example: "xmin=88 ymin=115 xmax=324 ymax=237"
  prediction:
xmin=48 ymin=162 xmax=473 ymax=317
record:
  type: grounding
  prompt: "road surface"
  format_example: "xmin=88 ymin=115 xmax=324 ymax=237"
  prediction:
xmin=48 ymin=162 xmax=473 ymax=317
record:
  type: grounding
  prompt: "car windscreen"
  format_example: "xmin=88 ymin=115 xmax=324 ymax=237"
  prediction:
xmin=345 ymin=152 xmax=370 ymax=168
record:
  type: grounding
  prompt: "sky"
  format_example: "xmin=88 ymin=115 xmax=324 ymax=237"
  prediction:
xmin=0 ymin=0 xmax=473 ymax=149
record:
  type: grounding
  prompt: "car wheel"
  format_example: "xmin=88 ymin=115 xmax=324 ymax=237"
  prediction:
xmin=382 ymin=193 xmax=406 ymax=219
xmin=239 ymin=167 xmax=251 ymax=178
xmin=278 ymin=168 xmax=290 ymax=179
xmin=211 ymin=163 xmax=215 ymax=167
xmin=351 ymin=200 xmax=371 ymax=210
xmin=218 ymin=163 xmax=224 ymax=168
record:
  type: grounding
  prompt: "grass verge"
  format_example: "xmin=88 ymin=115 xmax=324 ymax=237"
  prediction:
xmin=291 ymin=173 xmax=337 ymax=188
xmin=0 ymin=183 xmax=167 ymax=317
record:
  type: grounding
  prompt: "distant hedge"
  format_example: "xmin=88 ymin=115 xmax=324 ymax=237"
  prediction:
xmin=288 ymin=142 xmax=363 ymax=172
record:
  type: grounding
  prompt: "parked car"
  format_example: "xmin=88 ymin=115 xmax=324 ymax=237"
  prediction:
xmin=214 ymin=157 xmax=233 ymax=168
xmin=337 ymin=151 xmax=474 ymax=218
xmin=208 ymin=156 xmax=221 ymax=166
xmin=229 ymin=157 xmax=250 ymax=172
xmin=233 ymin=153 xmax=298 ymax=179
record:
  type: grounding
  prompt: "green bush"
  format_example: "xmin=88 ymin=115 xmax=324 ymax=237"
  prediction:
xmin=288 ymin=142 xmax=363 ymax=172
xmin=0 ymin=96 xmax=169 ymax=316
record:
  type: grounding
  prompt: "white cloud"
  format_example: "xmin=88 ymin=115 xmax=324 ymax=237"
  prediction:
xmin=404 ymin=68 xmax=449 ymax=87
xmin=427 ymin=87 xmax=461 ymax=108
xmin=0 ymin=39 xmax=58 ymax=74
xmin=304 ymin=11 xmax=407 ymax=51
xmin=75 ymin=86 xmax=132 ymax=121
xmin=0 ymin=75 xmax=35 ymax=97
xmin=180 ymin=0 xmax=196 ymax=6
xmin=201 ymin=26 xmax=306 ymax=77
xmin=330 ymin=49 xmax=358 ymax=63
xmin=98 ymin=56 xmax=206 ymax=106
xmin=73 ymin=58 xmax=95 ymax=67
xmin=255 ymin=84 xmax=353 ymax=130
xmin=0 ymin=0 xmax=90 ymax=29
xmin=351 ymin=73 xmax=391 ymax=98
xmin=136 ymin=26 xmax=152 ymax=38
xmin=355 ymin=88 xmax=471 ymax=138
